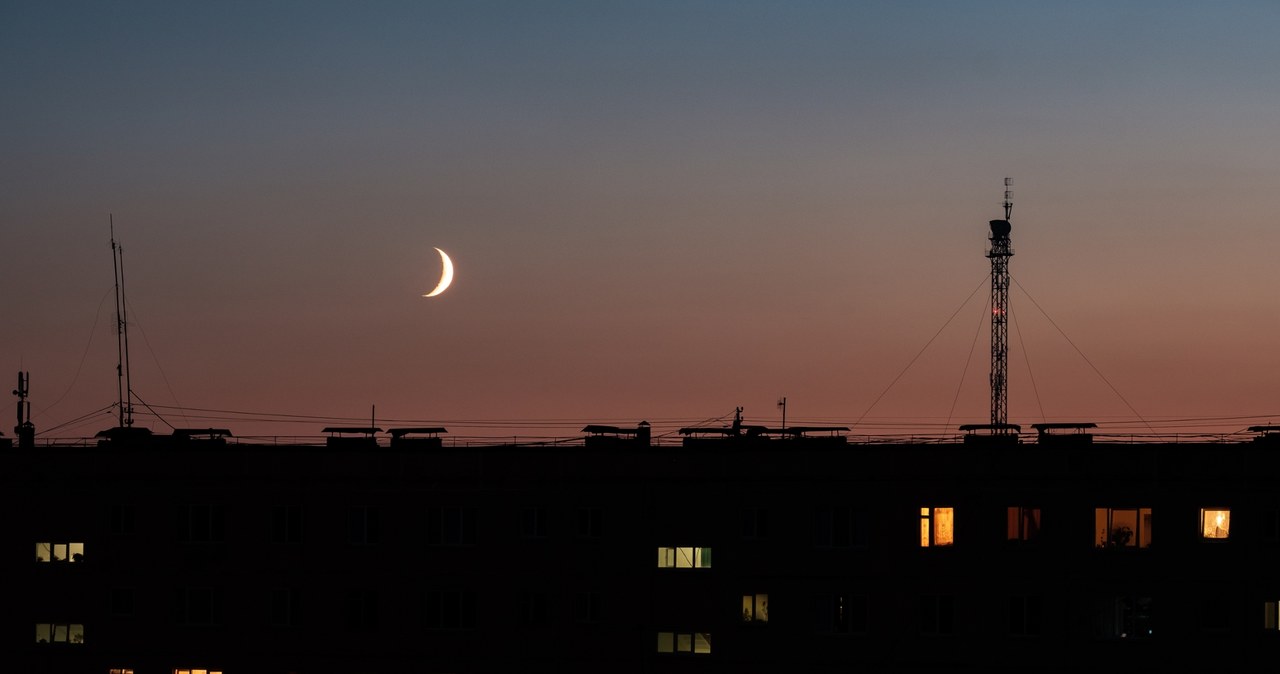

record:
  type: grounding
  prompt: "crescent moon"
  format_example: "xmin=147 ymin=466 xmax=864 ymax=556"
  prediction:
xmin=423 ymin=247 xmax=454 ymax=297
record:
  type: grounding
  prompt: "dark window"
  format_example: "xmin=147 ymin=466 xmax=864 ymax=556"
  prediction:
xmin=1096 ymin=595 xmax=1154 ymax=639
xmin=742 ymin=507 xmax=768 ymax=540
xmin=1199 ymin=598 xmax=1229 ymax=632
xmin=108 ymin=504 xmax=135 ymax=535
xmin=177 ymin=587 xmax=218 ymax=625
xmin=110 ymin=588 xmax=135 ymax=617
xmin=348 ymin=506 xmax=380 ymax=545
xmin=815 ymin=593 xmax=868 ymax=634
xmin=814 ymin=506 xmax=869 ymax=548
xmin=1009 ymin=595 xmax=1042 ymax=636
xmin=344 ymin=590 xmax=378 ymax=630
xmin=919 ymin=595 xmax=955 ymax=636
xmin=522 ymin=507 xmax=549 ymax=539
xmin=576 ymin=507 xmax=603 ymax=539
xmin=425 ymin=590 xmax=477 ymax=629
xmin=270 ymin=505 xmax=303 ymax=544
xmin=177 ymin=505 xmax=225 ymax=543
xmin=575 ymin=591 xmax=601 ymax=624
xmin=271 ymin=588 xmax=302 ymax=627
xmin=520 ymin=590 xmax=552 ymax=626
xmin=428 ymin=506 xmax=477 ymax=545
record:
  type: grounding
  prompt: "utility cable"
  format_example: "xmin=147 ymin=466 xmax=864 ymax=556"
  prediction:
xmin=124 ymin=297 xmax=191 ymax=429
xmin=946 ymin=294 xmax=990 ymax=431
xmin=1011 ymin=305 xmax=1046 ymax=424
xmin=34 ymin=286 xmax=114 ymax=420
xmin=855 ymin=275 xmax=988 ymax=428
xmin=1011 ymin=277 xmax=1153 ymax=433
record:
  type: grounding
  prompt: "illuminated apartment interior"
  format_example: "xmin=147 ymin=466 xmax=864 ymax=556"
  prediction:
xmin=10 ymin=428 xmax=1280 ymax=672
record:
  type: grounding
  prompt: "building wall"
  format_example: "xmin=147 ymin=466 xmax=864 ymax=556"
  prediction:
xmin=8 ymin=439 xmax=1280 ymax=672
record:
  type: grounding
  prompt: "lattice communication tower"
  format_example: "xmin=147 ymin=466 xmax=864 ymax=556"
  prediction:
xmin=987 ymin=178 xmax=1014 ymax=430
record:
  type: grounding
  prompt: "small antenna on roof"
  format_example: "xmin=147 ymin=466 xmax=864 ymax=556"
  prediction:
xmin=1003 ymin=177 xmax=1014 ymax=220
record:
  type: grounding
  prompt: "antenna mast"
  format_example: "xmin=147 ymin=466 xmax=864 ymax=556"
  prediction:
xmin=987 ymin=179 xmax=1014 ymax=431
xmin=110 ymin=217 xmax=134 ymax=427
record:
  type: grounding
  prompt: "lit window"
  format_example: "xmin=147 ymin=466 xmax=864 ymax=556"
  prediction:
xmin=109 ymin=670 xmax=135 ymax=674
xmin=35 ymin=542 xmax=85 ymax=563
xmin=1095 ymin=508 xmax=1152 ymax=548
xmin=1096 ymin=595 xmax=1153 ymax=638
xmin=1201 ymin=508 xmax=1230 ymax=539
xmin=35 ymin=623 xmax=84 ymax=643
xmin=920 ymin=508 xmax=954 ymax=547
xmin=656 ymin=547 xmax=712 ymax=568
xmin=172 ymin=670 xmax=223 ymax=674
xmin=1265 ymin=601 xmax=1280 ymax=630
xmin=741 ymin=594 xmax=769 ymax=623
xmin=1007 ymin=507 xmax=1041 ymax=541
xmin=656 ymin=631 xmax=711 ymax=654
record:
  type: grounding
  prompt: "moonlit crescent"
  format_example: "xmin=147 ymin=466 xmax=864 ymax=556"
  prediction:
xmin=424 ymin=247 xmax=454 ymax=297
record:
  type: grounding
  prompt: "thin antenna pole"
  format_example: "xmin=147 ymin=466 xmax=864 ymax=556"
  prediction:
xmin=119 ymin=237 xmax=134 ymax=427
xmin=110 ymin=216 xmax=125 ymax=428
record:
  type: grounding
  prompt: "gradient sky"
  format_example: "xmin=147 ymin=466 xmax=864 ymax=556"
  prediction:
xmin=4 ymin=1 xmax=1280 ymax=442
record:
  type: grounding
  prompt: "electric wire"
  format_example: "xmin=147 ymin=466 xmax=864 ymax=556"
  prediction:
xmin=946 ymin=294 xmax=990 ymax=431
xmin=1010 ymin=305 xmax=1046 ymax=424
xmin=124 ymin=297 xmax=191 ymax=429
xmin=33 ymin=286 xmax=114 ymax=420
xmin=1011 ymin=277 xmax=1154 ymax=433
xmin=854 ymin=275 xmax=988 ymax=429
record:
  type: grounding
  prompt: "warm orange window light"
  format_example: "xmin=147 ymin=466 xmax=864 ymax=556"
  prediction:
xmin=920 ymin=507 xmax=954 ymax=547
xmin=1007 ymin=507 xmax=1041 ymax=541
xmin=1201 ymin=509 xmax=1230 ymax=539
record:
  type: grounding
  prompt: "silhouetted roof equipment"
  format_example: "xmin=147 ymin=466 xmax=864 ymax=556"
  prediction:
xmin=1032 ymin=422 xmax=1096 ymax=445
xmin=582 ymin=425 xmax=635 ymax=435
xmin=322 ymin=426 xmax=381 ymax=448
xmin=94 ymin=426 xmax=155 ymax=446
xmin=389 ymin=427 xmax=448 ymax=437
xmin=388 ymin=427 xmax=447 ymax=448
xmin=1249 ymin=426 xmax=1280 ymax=444
xmin=678 ymin=425 xmax=768 ymax=436
xmin=767 ymin=426 xmax=850 ymax=436
xmin=583 ymin=421 xmax=651 ymax=447
xmin=959 ymin=423 xmax=1021 ymax=446
xmin=1030 ymin=423 xmax=1097 ymax=431
xmin=959 ymin=423 xmax=1022 ymax=433
xmin=171 ymin=428 xmax=234 ymax=438
xmin=171 ymin=428 xmax=233 ymax=446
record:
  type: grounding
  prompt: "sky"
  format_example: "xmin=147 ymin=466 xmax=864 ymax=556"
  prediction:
xmin=4 ymin=1 xmax=1280 ymax=443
